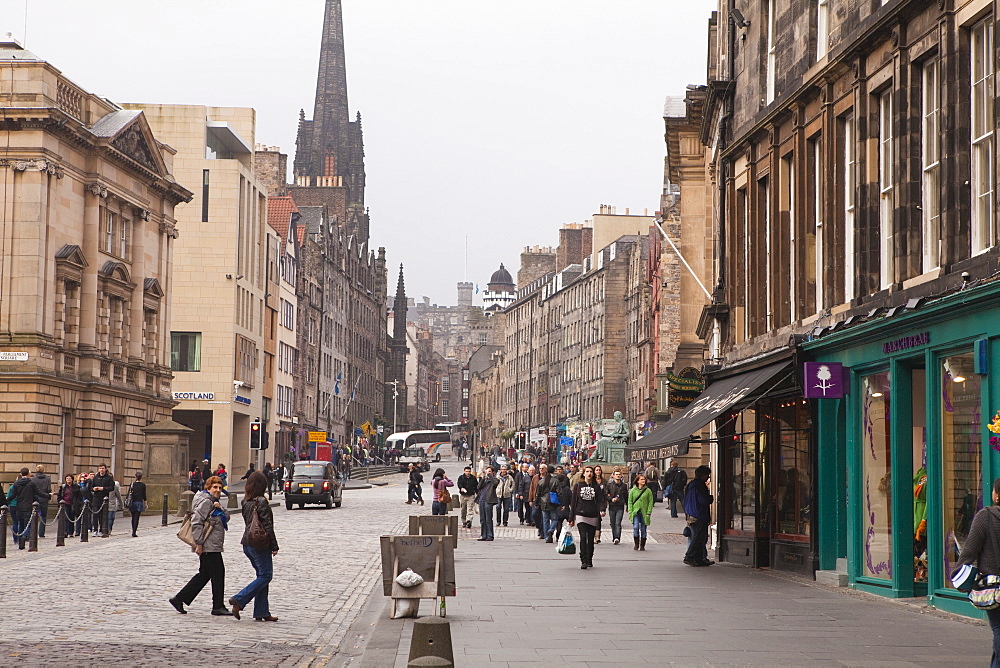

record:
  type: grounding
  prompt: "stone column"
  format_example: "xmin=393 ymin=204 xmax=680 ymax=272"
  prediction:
xmin=140 ymin=419 xmax=194 ymax=511
xmin=78 ymin=184 xmax=105 ymax=378
xmin=128 ymin=208 xmax=147 ymax=363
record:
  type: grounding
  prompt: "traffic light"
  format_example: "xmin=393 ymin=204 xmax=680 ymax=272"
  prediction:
xmin=261 ymin=429 xmax=269 ymax=450
xmin=250 ymin=420 xmax=262 ymax=449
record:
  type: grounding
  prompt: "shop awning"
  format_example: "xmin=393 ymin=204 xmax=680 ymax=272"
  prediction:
xmin=625 ymin=362 xmax=791 ymax=462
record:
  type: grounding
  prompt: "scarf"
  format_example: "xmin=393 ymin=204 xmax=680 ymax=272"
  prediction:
xmin=203 ymin=491 xmax=229 ymax=531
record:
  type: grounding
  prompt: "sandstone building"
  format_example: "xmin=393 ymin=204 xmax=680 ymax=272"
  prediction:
xmin=0 ymin=39 xmax=191 ymax=482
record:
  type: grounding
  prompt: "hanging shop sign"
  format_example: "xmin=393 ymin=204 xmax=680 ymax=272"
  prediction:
xmin=667 ymin=368 xmax=705 ymax=408
xmin=802 ymin=362 xmax=848 ymax=399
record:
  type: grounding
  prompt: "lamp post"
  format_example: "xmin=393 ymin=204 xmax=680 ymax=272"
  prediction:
xmin=388 ymin=379 xmax=399 ymax=434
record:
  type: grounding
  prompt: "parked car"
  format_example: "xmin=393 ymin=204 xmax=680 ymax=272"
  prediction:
xmin=397 ymin=446 xmax=430 ymax=473
xmin=284 ymin=460 xmax=343 ymax=510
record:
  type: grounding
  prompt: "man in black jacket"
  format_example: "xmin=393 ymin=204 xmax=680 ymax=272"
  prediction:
xmin=605 ymin=469 xmax=629 ymax=544
xmin=90 ymin=464 xmax=115 ymax=537
xmin=456 ymin=466 xmax=478 ymax=528
xmin=663 ymin=460 xmax=688 ymax=518
xmin=32 ymin=465 xmax=52 ymax=538
xmin=8 ymin=468 xmax=45 ymax=549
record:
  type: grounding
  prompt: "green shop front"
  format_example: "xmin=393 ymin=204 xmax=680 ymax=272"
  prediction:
xmin=803 ymin=282 xmax=1000 ymax=616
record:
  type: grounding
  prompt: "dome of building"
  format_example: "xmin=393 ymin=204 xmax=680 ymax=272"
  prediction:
xmin=488 ymin=263 xmax=514 ymax=288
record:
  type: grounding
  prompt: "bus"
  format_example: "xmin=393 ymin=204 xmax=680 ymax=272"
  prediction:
xmin=434 ymin=422 xmax=465 ymax=440
xmin=386 ymin=430 xmax=453 ymax=469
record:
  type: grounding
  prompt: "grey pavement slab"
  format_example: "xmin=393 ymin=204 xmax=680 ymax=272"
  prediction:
xmin=335 ymin=460 xmax=994 ymax=666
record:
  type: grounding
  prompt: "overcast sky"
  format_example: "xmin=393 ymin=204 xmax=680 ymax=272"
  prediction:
xmin=6 ymin=0 xmax=714 ymax=305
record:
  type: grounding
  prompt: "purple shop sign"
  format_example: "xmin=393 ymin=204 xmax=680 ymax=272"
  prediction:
xmin=803 ymin=362 xmax=848 ymax=399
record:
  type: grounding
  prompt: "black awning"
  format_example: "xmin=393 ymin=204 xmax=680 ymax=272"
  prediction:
xmin=625 ymin=362 xmax=791 ymax=462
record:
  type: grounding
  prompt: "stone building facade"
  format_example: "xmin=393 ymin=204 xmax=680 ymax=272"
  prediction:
xmin=0 ymin=40 xmax=191 ymax=482
xmin=129 ymin=103 xmax=268 ymax=477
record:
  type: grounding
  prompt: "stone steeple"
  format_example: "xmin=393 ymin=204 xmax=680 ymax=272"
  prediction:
xmin=386 ymin=264 xmax=409 ymax=429
xmin=292 ymin=0 xmax=367 ymax=233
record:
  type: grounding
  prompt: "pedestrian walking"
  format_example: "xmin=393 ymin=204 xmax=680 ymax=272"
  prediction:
xmin=956 ymin=477 xmax=1000 ymax=665
xmin=524 ymin=464 xmax=538 ymax=528
xmin=513 ymin=463 xmax=529 ymax=524
xmin=569 ymin=465 xmax=607 ymax=569
xmin=662 ymin=459 xmax=688 ymax=518
xmin=126 ymin=472 xmax=148 ymax=537
xmin=605 ymin=469 xmax=628 ymax=544
xmin=106 ymin=478 xmax=124 ymax=535
xmin=31 ymin=465 xmax=52 ymax=538
xmin=169 ymin=476 xmax=233 ymax=616
xmin=593 ymin=466 xmax=606 ymax=543
xmin=476 ymin=466 xmax=499 ymax=541
xmin=263 ymin=463 xmax=274 ymax=494
xmin=628 ymin=474 xmax=654 ymax=551
xmin=89 ymin=464 xmax=114 ymax=537
xmin=551 ymin=471 xmax=572 ymax=539
xmin=189 ymin=465 xmax=203 ymax=493
xmin=533 ymin=464 xmax=558 ymax=542
xmin=644 ymin=461 xmax=662 ymax=503
xmin=229 ymin=471 xmax=279 ymax=622
xmin=431 ymin=468 xmax=454 ymax=516
xmin=495 ymin=466 xmax=514 ymax=526
xmin=406 ymin=464 xmax=424 ymax=505
xmin=456 ymin=466 xmax=478 ymax=528
xmin=8 ymin=468 xmax=44 ymax=549
xmin=683 ymin=465 xmax=715 ymax=567
xmin=628 ymin=459 xmax=641 ymax=487
xmin=240 ymin=463 xmax=257 ymax=481
xmin=216 ymin=463 xmax=230 ymax=497
xmin=58 ymin=474 xmax=83 ymax=538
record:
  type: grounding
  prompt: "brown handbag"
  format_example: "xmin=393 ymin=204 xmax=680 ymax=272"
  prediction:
xmin=247 ymin=500 xmax=270 ymax=550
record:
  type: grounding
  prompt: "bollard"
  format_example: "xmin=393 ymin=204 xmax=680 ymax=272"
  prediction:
xmin=81 ymin=500 xmax=90 ymax=542
xmin=0 ymin=507 xmax=7 ymax=558
xmin=56 ymin=501 xmax=66 ymax=547
xmin=407 ymin=617 xmax=454 ymax=667
xmin=227 ymin=491 xmax=239 ymax=509
xmin=28 ymin=501 xmax=40 ymax=552
xmin=161 ymin=494 xmax=169 ymax=526
xmin=178 ymin=490 xmax=194 ymax=517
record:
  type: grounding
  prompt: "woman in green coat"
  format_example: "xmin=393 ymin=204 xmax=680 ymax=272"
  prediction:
xmin=627 ymin=474 xmax=654 ymax=551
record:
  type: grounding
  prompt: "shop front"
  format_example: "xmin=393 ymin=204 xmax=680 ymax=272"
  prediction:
xmin=804 ymin=282 xmax=1000 ymax=616
xmin=626 ymin=359 xmax=814 ymax=575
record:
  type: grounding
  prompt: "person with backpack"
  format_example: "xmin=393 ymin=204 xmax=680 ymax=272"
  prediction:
xmin=683 ymin=465 xmax=715 ymax=567
xmin=31 ymin=465 xmax=52 ymax=538
xmin=663 ymin=459 xmax=688 ymax=518
xmin=8 ymin=468 xmax=45 ymax=549
xmin=430 ymin=468 xmax=454 ymax=516
xmin=228 ymin=471 xmax=279 ymax=622
xmin=627 ymin=474 xmax=654 ymax=551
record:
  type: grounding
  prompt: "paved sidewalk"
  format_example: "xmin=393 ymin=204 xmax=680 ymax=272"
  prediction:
xmin=341 ymin=514 xmax=992 ymax=666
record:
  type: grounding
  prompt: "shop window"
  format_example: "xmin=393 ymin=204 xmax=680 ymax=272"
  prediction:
xmin=727 ymin=408 xmax=761 ymax=533
xmin=941 ymin=352 xmax=983 ymax=590
xmin=862 ymin=371 xmax=892 ymax=580
xmin=776 ymin=401 xmax=811 ymax=537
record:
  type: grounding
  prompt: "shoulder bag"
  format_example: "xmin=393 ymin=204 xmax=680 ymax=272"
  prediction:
xmin=177 ymin=494 xmax=215 ymax=548
xmin=247 ymin=499 xmax=271 ymax=550
xmin=970 ymin=511 xmax=1000 ymax=610
xmin=437 ymin=482 xmax=452 ymax=505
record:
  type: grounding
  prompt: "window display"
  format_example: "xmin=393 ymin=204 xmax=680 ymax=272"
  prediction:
xmin=862 ymin=371 xmax=892 ymax=580
xmin=941 ymin=352 xmax=982 ymax=590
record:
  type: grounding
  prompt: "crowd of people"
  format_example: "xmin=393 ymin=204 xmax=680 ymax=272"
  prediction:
xmin=2 ymin=464 xmax=148 ymax=547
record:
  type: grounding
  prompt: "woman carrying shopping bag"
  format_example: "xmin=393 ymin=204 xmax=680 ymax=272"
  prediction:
xmin=627 ymin=474 xmax=654 ymax=551
xmin=569 ymin=466 xmax=606 ymax=570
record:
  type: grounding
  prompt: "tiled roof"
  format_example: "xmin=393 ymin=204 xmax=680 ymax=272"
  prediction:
xmin=267 ymin=195 xmax=299 ymax=239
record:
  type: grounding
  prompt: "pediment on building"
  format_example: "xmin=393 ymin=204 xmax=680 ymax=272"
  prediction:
xmin=92 ymin=110 xmax=168 ymax=177
xmin=143 ymin=277 xmax=164 ymax=298
xmin=100 ymin=261 xmax=132 ymax=283
xmin=55 ymin=244 xmax=87 ymax=282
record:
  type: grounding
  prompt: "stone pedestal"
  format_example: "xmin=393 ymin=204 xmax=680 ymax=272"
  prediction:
xmin=140 ymin=419 xmax=194 ymax=512
xmin=587 ymin=438 xmax=627 ymax=467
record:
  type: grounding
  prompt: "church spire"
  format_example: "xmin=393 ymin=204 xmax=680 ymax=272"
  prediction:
xmin=393 ymin=264 xmax=407 ymax=342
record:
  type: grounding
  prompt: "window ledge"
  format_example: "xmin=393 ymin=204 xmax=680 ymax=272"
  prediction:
xmin=901 ymin=267 xmax=944 ymax=290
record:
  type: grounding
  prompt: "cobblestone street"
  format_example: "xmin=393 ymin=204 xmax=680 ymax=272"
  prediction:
xmin=0 ymin=474 xmax=413 ymax=666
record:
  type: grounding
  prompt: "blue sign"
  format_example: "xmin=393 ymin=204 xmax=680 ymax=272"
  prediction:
xmin=234 ymin=395 xmax=251 ymax=405
xmin=559 ymin=437 xmax=575 ymax=447
xmin=354 ymin=428 xmax=363 ymax=436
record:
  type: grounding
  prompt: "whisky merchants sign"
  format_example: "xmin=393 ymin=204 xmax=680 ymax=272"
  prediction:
xmin=667 ymin=368 xmax=705 ymax=408
xmin=882 ymin=331 xmax=930 ymax=354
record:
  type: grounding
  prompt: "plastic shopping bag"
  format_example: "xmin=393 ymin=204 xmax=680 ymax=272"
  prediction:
xmin=394 ymin=568 xmax=425 ymax=588
xmin=556 ymin=524 xmax=576 ymax=555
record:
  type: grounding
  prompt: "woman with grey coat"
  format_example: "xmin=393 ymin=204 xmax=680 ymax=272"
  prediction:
xmin=169 ymin=475 xmax=233 ymax=616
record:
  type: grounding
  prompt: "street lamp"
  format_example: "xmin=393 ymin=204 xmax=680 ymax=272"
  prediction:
xmin=386 ymin=379 xmax=399 ymax=434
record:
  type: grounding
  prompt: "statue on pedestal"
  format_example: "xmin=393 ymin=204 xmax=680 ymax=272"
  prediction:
xmin=589 ymin=411 xmax=630 ymax=466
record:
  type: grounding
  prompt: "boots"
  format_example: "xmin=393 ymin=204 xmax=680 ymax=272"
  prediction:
xmin=639 ymin=537 xmax=646 ymax=551
xmin=595 ymin=530 xmax=601 ymax=544
xmin=634 ymin=537 xmax=640 ymax=550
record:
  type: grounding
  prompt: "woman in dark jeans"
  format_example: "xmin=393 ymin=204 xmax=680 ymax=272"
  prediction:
xmin=957 ymin=477 xmax=1000 ymax=667
xmin=58 ymin=474 xmax=83 ymax=537
xmin=127 ymin=472 xmax=147 ymax=537
xmin=569 ymin=466 xmax=606 ymax=570
xmin=229 ymin=471 xmax=279 ymax=622
xmin=430 ymin=468 xmax=454 ymax=516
